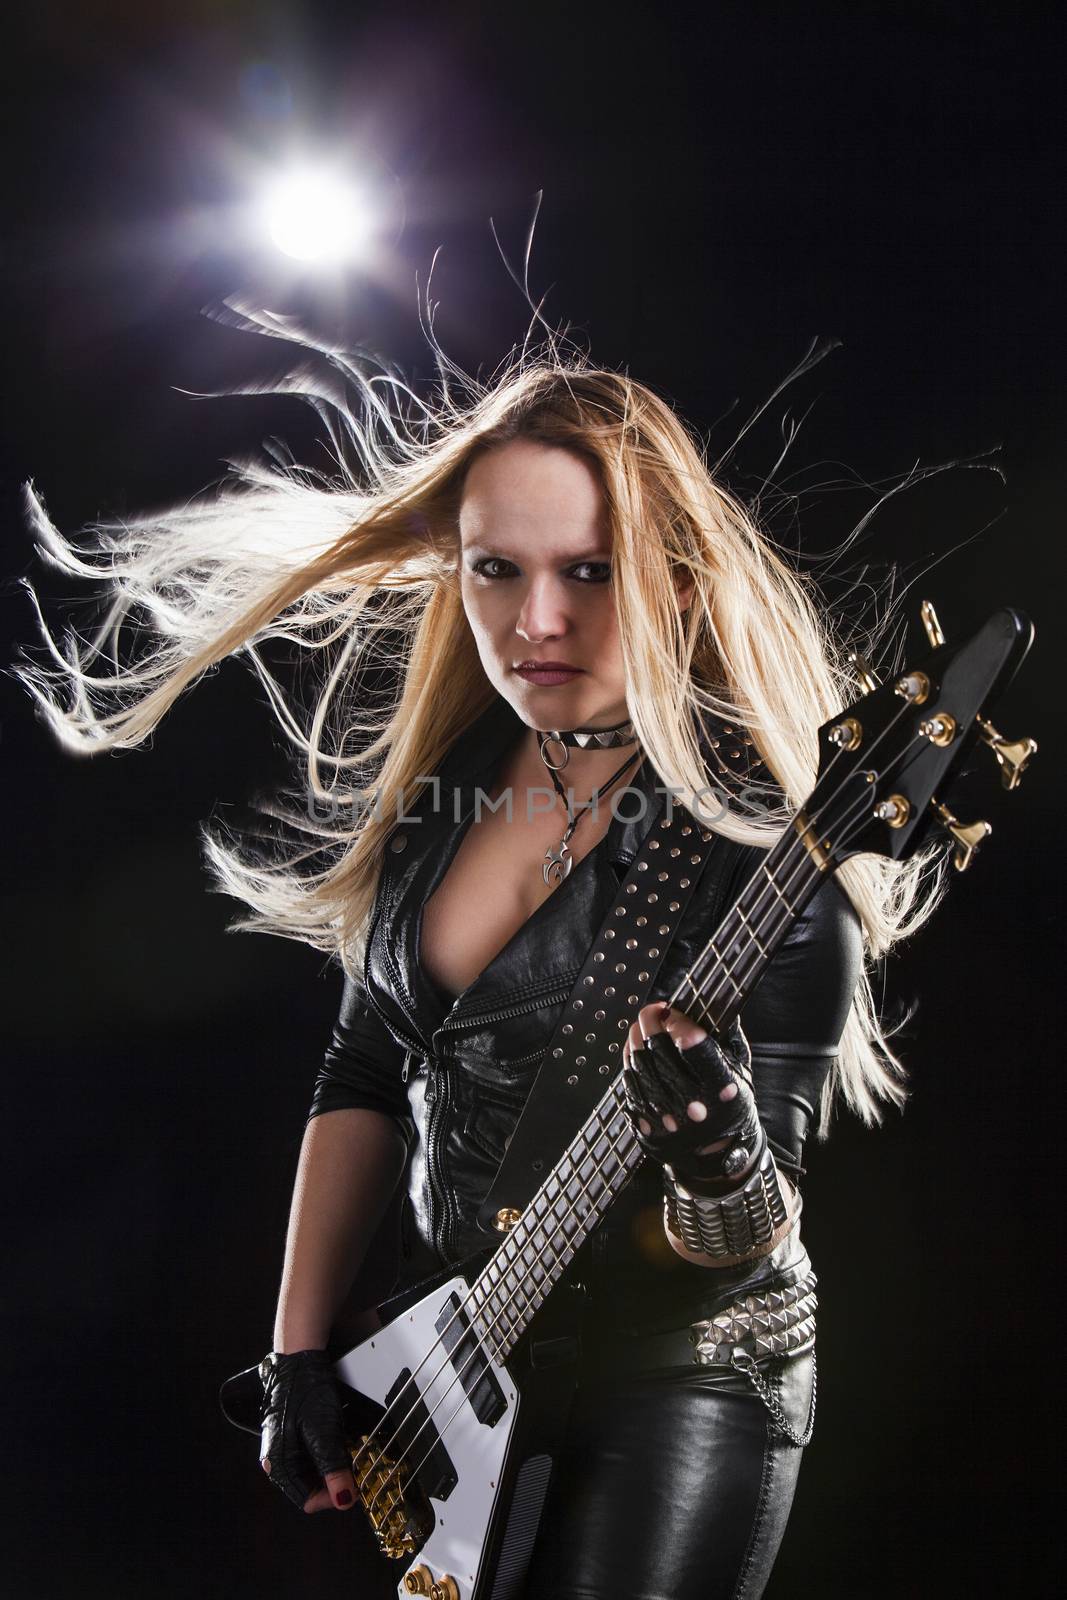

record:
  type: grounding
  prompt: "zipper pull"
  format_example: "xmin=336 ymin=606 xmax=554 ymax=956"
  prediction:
xmin=401 ymin=1051 xmax=413 ymax=1085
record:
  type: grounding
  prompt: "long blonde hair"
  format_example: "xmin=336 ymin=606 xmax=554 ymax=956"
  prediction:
xmin=11 ymin=301 xmax=950 ymax=1136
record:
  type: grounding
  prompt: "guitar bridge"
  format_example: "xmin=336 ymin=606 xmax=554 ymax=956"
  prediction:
xmin=352 ymin=1435 xmax=434 ymax=1559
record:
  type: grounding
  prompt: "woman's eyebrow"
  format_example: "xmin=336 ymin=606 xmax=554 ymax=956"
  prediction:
xmin=462 ymin=543 xmax=611 ymax=561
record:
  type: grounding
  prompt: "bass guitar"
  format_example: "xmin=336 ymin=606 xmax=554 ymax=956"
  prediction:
xmin=335 ymin=599 xmax=1036 ymax=1600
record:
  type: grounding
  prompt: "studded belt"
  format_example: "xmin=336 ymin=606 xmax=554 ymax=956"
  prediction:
xmin=689 ymin=1270 xmax=818 ymax=1365
xmin=580 ymin=1269 xmax=819 ymax=1378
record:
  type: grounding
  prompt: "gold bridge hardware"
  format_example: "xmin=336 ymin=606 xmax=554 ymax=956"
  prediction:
xmin=975 ymin=714 xmax=1038 ymax=791
xmin=848 ymin=648 xmax=880 ymax=694
xmin=931 ymin=797 xmax=992 ymax=872
xmin=828 ymin=715 xmax=863 ymax=750
xmin=894 ymin=670 xmax=931 ymax=703
xmin=493 ymin=1207 xmax=522 ymax=1233
xmin=352 ymin=1436 xmax=418 ymax=1559
xmin=874 ymin=793 xmax=911 ymax=829
xmin=920 ymin=598 xmax=946 ymax=648
xmin=919 ymin=711 xmax=958 ymax=747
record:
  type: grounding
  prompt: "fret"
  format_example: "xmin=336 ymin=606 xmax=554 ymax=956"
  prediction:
xmin=762 ymin=857 xmax=798 ymax=917
xmin=735 ymin=902 xmax=769 ymax=959
xmin=704 ymin=934 xmax=743 ymax=1004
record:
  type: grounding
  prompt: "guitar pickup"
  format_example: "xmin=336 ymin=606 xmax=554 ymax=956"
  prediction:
xmin=435 ymin=1293 xmax=507 ymax=1427
xmin=382 ymin=1367 xmax=458 ymax=1502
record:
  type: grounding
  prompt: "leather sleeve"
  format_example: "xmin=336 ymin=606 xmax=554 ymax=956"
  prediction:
xmin=306 ymin=971 xmax=413 ymax=1131
xmin=738 ymin=872 xmax=865 ymax=1177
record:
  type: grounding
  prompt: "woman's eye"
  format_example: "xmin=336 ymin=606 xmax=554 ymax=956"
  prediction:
xmin=470 ymin=557 xmax=517 ymax=579
xmin=468 ymin=557 xmax=611 ymax=583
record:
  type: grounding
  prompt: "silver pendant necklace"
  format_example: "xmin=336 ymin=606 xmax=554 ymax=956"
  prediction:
xmin=537 ymin=719 xmax=642 ymax=886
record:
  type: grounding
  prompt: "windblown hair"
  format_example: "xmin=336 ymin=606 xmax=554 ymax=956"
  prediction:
xmin=11 ymin=298 xmax=951 ymax=1136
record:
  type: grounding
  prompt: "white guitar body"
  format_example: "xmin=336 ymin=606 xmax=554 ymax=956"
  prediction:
xmin=335 ymin=1273 xmax=565 ymax=1600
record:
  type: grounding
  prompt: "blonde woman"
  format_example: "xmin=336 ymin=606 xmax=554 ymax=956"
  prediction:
xmin=13 ymin=316 xmax=942 ymax=1599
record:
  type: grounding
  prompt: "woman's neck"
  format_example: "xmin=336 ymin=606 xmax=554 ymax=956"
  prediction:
xmin=513 ymin=727 xmax=643 ymax=803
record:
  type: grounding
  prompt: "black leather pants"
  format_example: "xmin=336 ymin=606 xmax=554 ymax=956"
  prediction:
xmin=522 ymin=1351 xmax=815 ymax=1600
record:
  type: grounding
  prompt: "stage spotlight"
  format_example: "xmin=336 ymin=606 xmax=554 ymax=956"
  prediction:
xmin=260 ymin=167 xmax=368 ymax=264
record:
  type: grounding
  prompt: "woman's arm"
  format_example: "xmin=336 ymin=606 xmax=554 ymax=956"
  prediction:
xmin=275 ymin=967 xmax=415 ymax=1347
xmin=623 ymin=872 xmax=864 ymax=1269
xmin=259 ymin=969 xmax=414 ymax=1517
xmin=273 ymin=1106 xmax=408 ymax=1351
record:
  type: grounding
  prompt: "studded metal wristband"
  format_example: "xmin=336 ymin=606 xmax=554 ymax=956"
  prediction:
xmin=663 ymin=1139 xmax=797 ymax=1263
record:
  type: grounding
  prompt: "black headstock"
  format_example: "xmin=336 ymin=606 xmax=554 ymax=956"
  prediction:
xmin=805 ymin=601 xmax=1036 ymax=871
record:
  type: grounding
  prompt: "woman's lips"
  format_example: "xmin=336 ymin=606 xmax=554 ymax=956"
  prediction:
xmin=513 ymin=664 xmax=584 ymax=686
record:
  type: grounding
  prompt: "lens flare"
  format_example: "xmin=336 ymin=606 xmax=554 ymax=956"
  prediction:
xmin=260 ymin=168 xmax=367 ymax=263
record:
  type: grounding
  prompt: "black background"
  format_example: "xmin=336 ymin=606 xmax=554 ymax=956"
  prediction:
xmin=1 ymin=3 xmax=1060 ymax=1596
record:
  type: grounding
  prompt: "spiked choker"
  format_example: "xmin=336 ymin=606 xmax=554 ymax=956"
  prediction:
xmin=536 ymin=717 xmax=638 ymax=772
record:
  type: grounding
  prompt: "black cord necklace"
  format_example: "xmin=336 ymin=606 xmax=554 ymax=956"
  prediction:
xmin=540 ymin=745 xmax=643 ymax=887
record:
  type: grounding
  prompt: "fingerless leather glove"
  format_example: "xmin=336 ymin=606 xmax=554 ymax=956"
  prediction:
xmin=622 ymin=1015 xmax=764 ymax=1190
xmin=258 ymin=1348 xmax=351 ymax=1509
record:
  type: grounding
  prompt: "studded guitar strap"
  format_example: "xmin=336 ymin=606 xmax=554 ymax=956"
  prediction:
xmin=475 ymin=797 xmax=727 ymax=1234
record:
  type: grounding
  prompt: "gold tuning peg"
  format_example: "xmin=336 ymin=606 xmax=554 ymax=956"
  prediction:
xmin=920 ymin=599 xmax=946 ymax=649
xmin=848 ymin=648 xmax=880 ymax=694
xmin=930 ymin=797 xmax=992 ymax=872
xmin=975 ymin=714 xmax=1038 ymax=791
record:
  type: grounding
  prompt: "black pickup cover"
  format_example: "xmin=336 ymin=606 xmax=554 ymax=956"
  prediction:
xmin=435 ymin=1293 xmax=507 ymax=1427
xmin=383 ymin=1367 xmax=458 ymax=1501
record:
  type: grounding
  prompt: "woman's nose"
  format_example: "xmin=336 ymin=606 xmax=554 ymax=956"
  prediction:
xmin=515 ymin=577 xmax=568 ymax=643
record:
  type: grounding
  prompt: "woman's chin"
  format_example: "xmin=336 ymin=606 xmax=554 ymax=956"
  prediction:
xmin=502 ymin=682 xmax=628 ymax=732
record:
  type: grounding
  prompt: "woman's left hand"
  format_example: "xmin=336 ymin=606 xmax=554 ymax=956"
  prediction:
xmin=621 ymin=1001 xmax=762 ymax=1188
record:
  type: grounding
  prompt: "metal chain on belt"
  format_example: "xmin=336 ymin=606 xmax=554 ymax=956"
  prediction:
xmin=729 ymin=1347 xmax=818 ymax=1448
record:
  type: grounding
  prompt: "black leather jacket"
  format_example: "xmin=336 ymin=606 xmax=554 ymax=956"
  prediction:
xmin=308 ymin=694 xmax=865 ymax=1334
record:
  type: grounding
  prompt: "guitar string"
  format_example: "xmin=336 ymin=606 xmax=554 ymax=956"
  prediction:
xmin=379 ymin=773 xmax=903 ymax=1509
xmin=356 ymin=749 xmax=899 ymax=1513
xmin=356 ymin=705 xmax=922 ymax=1506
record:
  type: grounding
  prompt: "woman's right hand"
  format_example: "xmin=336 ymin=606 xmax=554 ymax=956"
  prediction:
xmin=258 ymin=1348 xmax=358 ymax=1514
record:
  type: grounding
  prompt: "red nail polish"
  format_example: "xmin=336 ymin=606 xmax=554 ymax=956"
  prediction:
xmin=337 ymin=1489 xmax=353 ymax=1506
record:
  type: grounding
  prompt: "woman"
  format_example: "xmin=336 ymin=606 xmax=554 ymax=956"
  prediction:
xmin=13 ymin=325 xmax=941 ymax=1598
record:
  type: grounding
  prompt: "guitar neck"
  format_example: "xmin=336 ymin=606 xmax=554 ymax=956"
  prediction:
xmin=469 ymin=815 xmax=830 ymax=1360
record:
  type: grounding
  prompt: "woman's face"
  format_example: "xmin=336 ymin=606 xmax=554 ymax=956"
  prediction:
xmin=458 ymin=438 xmax=629 ymax=730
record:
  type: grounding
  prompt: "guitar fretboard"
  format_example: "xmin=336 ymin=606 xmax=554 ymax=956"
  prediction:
xmin=469 ymin=1081 xmax=640 ymax=1362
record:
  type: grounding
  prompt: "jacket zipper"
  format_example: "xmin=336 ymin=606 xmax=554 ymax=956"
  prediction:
xmin=361 ymin=973 xmax=424 ymax=1056
xmin=361 ymin=900 xmax=426 ymax=1058
xmin=436 ymin=976 xmax=580 ymax=1036
xmin=426 ymin=1062 xmax=453 ymax=1262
